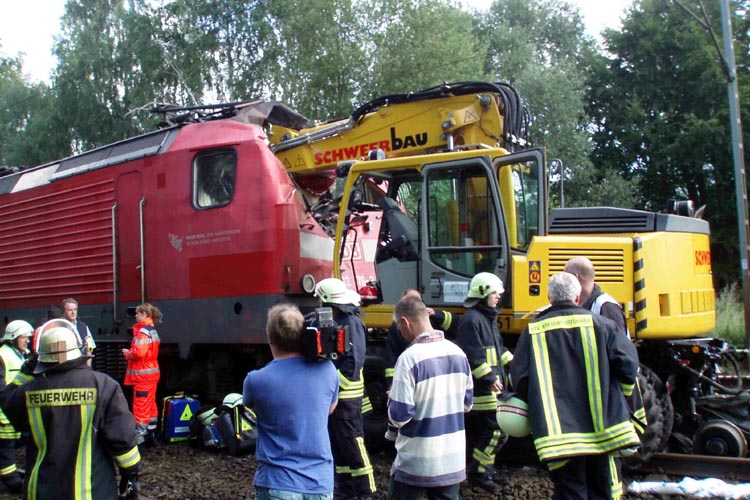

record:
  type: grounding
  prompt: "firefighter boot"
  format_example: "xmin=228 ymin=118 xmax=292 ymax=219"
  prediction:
xmin=468 ymin=461 xmax=502 ymax=494
xmin=2 ymin=471 xmax=22 ymax=494
xmin=135 ymin=423 xmax=148 ymax=446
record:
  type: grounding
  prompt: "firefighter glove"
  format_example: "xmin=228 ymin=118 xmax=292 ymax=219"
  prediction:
xmin=118 ymin=474 xmax=140 ymax=500
xmin=20 ymin=353 xmax=38 ymax=376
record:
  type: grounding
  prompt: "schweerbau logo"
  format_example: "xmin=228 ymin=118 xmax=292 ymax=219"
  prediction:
xmin=695 ymin=249 xmax=711 ymax=267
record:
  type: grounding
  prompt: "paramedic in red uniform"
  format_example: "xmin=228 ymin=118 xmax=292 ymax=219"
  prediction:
xmin=122 ymin=303 xmax=161 ymax=446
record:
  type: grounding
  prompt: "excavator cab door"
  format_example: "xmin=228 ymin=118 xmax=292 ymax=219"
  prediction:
xmin=420 ymin=149 xmax=546 ymax=308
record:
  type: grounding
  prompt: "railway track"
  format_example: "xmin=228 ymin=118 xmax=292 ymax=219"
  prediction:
xmin=636 ymin=453 xmax=750 ymax=482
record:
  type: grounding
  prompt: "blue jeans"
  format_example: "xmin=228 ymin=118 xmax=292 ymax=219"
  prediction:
xmin=388 ymin=476 xmax=461 ymax=500
xmin=255 ymin=487 xmax=333 ymax=500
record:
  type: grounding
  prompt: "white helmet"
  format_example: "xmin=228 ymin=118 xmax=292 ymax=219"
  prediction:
xmin=35 ymin=324 xmax=90 ymax=374
xmin=3 ymin=320 xmax=33 ymax=341
xmin=496 ymin=396 xmax=531 ymax=438
xmin=314 ymin=278 xmax=361 ymax=306
xmin=464 ymin=272 xmax=505 ymax=307
xmin=223 ymin=393 xmax=243 ymax=408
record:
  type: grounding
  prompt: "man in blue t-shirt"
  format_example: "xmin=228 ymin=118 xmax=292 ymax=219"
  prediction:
xmin=243 ymin=303 xmax=339 ymax=500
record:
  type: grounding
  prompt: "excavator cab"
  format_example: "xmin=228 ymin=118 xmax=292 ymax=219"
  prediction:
xmin=335 ymin=147 xmax=546 ymax=313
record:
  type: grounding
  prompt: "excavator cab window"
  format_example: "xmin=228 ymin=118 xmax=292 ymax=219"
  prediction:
xmin=425 ymin=164 xmax=502 ymax=277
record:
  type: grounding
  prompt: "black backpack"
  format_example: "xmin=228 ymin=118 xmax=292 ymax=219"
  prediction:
xmin=215 ymin=404 xmax=258 ymax=456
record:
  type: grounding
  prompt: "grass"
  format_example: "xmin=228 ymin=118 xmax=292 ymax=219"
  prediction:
xmin=712 ymin=284 xmax=746 ymax=347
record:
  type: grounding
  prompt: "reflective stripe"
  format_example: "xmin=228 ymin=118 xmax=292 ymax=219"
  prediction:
xmin=547 ymin=459 xmax=569 ymax=471
xmin=339 ymin=388 xmax=365 ymax=399
xmin=609 ymin=454 xmax=622 ymax=499
xmin=471 ymin=394 xmax=499 ymax=411
xmin=75 ymin=402 xmax=94 ymax=500
xmin=384 ymin=367 xmax=394 ymax=378
xmin=361 ymin=397 xmax=372 ymax=414
xmin=0 ymin=464 xmax=16 ymax=475
xmin=28 ymin=406 xmax=47 ymax=499
xmin=440 ymin=311 xmax=453 ymax=331
xmin=531 ymin=330 xmax=561 ymax=435
xmin=355 ymin=436 xmax=376 ymax=492
xmin=472 ymin=363 xmax=492 ymax=379
xmin=485 ymin=347 xmax=498 ymax=367
xmin=337 ymin=369 xmax=364 ymax=391
xmin=133 ymin=337 xmax=156 ymax=346
xmin=580 ymin=325 xmax=604 ymax=433
xmin=501 ymin=350 xmax=514 ymax=365
xmin=620 ymin=381 xmax=634 ymax=397
xmin=12 ymin=372 xmax=33 ymax=386
xmin=534 ymin=421 xmax=639 ymax=462
xmin=126 ymin=367 xmax=160 ymax=376
xmin=114 ymin=446 xmax=141 ymax=470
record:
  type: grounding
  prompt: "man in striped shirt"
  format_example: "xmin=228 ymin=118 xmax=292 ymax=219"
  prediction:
xmin=387 ymin=294 xmax=473 ymax=500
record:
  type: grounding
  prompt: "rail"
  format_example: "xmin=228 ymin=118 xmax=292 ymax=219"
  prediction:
xmin=636 ymin=452 xmax=750 ymax=481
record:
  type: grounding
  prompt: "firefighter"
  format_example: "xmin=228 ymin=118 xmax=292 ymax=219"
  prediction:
xmin=455 ymin=272 xmax=512 ymax=493
xmin=313 ymin=278 xmax=377 ymax=500
xmin=122 ymin=303 xmax=161 ymax=446
xmin=0 ymin=320 xmax=33 ymax=493
xmin=565 ymin=257 xmax=648 ymax=438
xmin=0 ymin=322 xmax=142 ymax=500
xmin=510 ymin=272 xmax=641 ymax=499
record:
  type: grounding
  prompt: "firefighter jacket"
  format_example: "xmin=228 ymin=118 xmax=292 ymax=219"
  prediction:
xmin=124 ymin=318 xmax=160 ymax=386
xmin=510 ymin=302 xmax=641 ymax=464
xmin=581 ymin=284 xmax=627 ymax=334
xmin=332 ymin=306 xmax=366 ymax=400
xmin=0 ymin=360 xmax=141 ymax=500
xmin=0 ymin=344 xmax=25 ymax=440
xmin=456 ymin=304 xmax=513 ymax=412
xmin=582 ymin=285 xmax=648 ymax=435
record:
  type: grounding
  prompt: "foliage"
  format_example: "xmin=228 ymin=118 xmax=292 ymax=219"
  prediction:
xmin=587 ymin=0 xmax=750 ymax=286
xmin=712 ymin=284 xmax=745 ymax=347
xmin=476 ymin=0 xmax=636 ymax=208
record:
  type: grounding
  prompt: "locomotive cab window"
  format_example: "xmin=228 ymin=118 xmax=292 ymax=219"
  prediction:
xmin=193 ymin=150 xmax=237 ymax=209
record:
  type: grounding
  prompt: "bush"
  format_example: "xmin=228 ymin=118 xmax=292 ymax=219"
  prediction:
xmin=712 ymin=284 xmax=746 ymax=347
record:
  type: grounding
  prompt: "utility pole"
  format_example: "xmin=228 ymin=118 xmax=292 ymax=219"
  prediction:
xmin=719 ymin=0 xmax=750 ymax=347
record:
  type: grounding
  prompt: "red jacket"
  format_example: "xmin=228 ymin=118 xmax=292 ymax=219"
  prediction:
xmin=124 ymin=318 xmax=160 ymax=385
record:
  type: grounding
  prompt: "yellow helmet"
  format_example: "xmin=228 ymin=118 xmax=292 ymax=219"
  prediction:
xmin=313 ymin=278 xmax=361 ymax=306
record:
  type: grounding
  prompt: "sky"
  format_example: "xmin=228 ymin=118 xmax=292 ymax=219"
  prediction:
xmin=0 ymin=0 xmax=633 ymax=83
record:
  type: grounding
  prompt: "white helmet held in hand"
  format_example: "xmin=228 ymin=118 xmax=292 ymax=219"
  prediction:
xmin=496 ymin=396 xmax=531 ymax=438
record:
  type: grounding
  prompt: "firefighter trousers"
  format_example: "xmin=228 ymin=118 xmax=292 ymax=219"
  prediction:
xmin=549 ymin=454 xmax=622 ymax=500
xmin=0 ymin=438 xmax=16 ymax=477
xmin=328 ymin=397 xmax=376 ymax=498
xmin=466 ymin=409 xmax=508 ymax=474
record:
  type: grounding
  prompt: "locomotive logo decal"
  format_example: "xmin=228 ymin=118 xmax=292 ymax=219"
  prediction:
xmin=169 ymin=233 xmax=184 ymax=252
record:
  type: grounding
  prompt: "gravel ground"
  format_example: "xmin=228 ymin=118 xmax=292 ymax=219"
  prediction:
xmin=0 ymin=442 xmax=659 ymax=499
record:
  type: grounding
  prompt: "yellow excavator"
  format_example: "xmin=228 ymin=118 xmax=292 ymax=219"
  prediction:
xmin=269 ymin=82 xmax=737 ymax=463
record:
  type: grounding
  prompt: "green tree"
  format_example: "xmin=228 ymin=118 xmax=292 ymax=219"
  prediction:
xmin=475 ymin=0 xmax=635 ymax=208
xmin=360 ymin=0 xmax=487 ymax=99
xmin=587 ymin=0 xmax=750 ymax=285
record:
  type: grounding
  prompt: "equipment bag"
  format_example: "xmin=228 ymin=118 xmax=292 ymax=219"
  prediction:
xmin=162 ymin=392 xmax=201 ymax=443
xmin=215 ymin=404 xmax=258 ymax=456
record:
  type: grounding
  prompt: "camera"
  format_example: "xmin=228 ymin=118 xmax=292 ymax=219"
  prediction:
xmin=303 ymin=307 xmax=350 ymax=362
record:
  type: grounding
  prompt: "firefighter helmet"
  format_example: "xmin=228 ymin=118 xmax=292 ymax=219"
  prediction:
xmin=496 ymin=396 xmax=531 ymax=438
xmin=464 ymin=272 xmax=504 ymax=307
xmin=3 ymin=320 xmax=33 ymax=341
xmin=313 ymin=278 xmax=361 ymax=307
xmin=35 ymin=324 xmax=90 ymax=374
xmin=223 ymin=393 xmax=243 ymax=408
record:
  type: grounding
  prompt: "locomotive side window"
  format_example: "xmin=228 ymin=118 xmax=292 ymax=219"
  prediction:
xmin=193 ymin=149 xmax=237 ymax=209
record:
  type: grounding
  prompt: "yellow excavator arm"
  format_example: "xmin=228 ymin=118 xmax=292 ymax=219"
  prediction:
xmin=268 ymin=82 xmax=530 ymax=174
